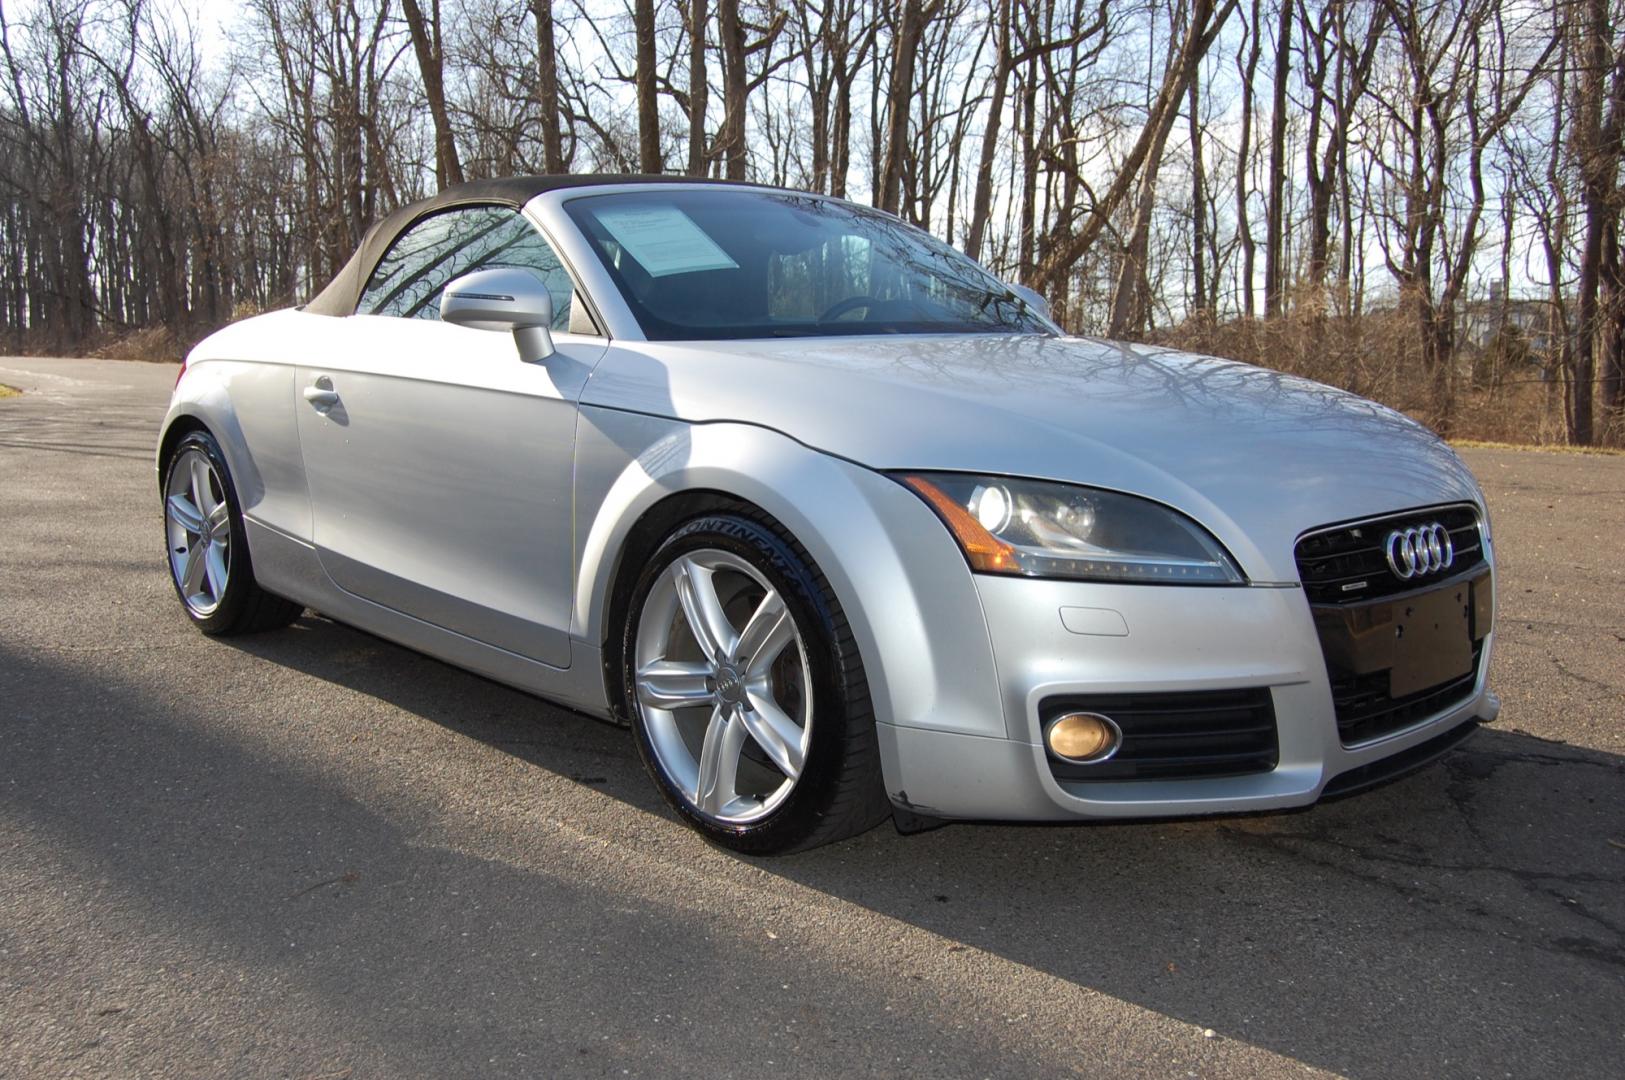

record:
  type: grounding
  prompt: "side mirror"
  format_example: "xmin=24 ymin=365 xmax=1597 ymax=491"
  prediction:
xmin=441 ymin=266 xmax=557 ymax=362
xmin=1006 ymin=282 xmax=1051 ymax=321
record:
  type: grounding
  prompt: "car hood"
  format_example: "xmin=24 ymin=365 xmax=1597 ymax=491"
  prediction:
xmin=583 ymin=333 xmax=1483 ymax=581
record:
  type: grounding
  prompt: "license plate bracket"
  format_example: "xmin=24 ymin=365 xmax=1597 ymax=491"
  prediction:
xmin=1389 ymin=583 xmax=1474 ymax=698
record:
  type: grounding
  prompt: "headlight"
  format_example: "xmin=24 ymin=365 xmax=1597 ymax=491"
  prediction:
xmin=898 ymin=472 xmax=1245 ymax=584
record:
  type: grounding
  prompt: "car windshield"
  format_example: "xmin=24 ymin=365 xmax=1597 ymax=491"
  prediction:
xmin=563 ymin=189 xmax=1054 ymax=341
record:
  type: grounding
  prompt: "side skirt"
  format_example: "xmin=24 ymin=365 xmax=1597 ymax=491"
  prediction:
xmin=243 ymin=518 xmax=614 ymax=719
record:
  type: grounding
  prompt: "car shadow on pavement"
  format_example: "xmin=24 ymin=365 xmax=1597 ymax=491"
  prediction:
xmin=13 ymin=610 xmax=1620 ymax=1078
xmin=1 ymin=633 xmax=1043 ymax=1078
xmin=205 ymin=612 xmax=1625 ymax=1077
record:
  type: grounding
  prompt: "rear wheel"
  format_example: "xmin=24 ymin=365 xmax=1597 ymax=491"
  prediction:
xmin=162 ymin=429 xmax=302 ymax=635
xmin=622 ymin=512 xmax=889 ymax=854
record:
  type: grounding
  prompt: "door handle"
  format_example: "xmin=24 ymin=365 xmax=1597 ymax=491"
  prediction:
xmin=303 ymin=381 xmax=339 ymax=409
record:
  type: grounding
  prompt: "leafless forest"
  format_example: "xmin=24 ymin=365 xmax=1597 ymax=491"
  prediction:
xmin=1 ymin=0 xmax=1621 ymax=443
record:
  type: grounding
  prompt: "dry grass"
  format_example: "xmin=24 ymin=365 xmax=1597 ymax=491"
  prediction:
xmin=89 ymin=324 xmax=187 ymax=363
xmin=10 ymin=304 xmax=1625 ymax=448
xmin=1154 ymin=304 xmax=1622 ymax=449
xmin=6 ymin=323 xmax=191 ymax=363
xmin=1449 ymin=438 xmax=1625 ymax=457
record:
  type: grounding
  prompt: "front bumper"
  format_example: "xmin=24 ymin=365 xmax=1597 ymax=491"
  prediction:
xmin=876 ymin=571 xmax=1496 ymax=822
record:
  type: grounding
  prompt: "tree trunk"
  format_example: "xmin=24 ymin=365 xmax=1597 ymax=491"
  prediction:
xmin=1188 ymin=71 xmax=1207 ymax=319
xmin=1108 ymin=56 xmax=1185 ymax=338
xmin=832 ymin=70 xmax=854 ymax=197
xmin=1605 ymin=222 xmax=1625 ymax=416
xmin=1263 ymin=0 xmax=1292 ymax=316
xmin=964 ymin=0 xmax=1011 ymax=262
xmin=879 ymin=0 xmax=932 ymax=215
xmin=1016 ymin=38 xmax=1038 ymax=280
xmin=635 ymin=0 xmax=661 ymax=172
xmin=1568 ymin=0 xmax=1624 ymax=444
xmin=717 ymin=0 xmax=748 ymax=180
xmin=400 ymin=0 xmax=464 ymax=189
xmin=531 ymin=0 xmax=567 ymax=172
xmin=1032 ymin=0 xmax=1238 ymax=294
xmin=1302 ymin=5 xmax=1331 ymax=290
xmin=687 ymin=0 xmax=710 ymax=175
xmin=1236 ymin=0 xmax=1261 ymax=317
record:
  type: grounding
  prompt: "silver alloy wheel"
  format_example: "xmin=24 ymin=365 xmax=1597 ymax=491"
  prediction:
xmin=634 ymin=549 xmax=813 ymax=824
xmin=165 ymin=447 xmax=231 ymax=616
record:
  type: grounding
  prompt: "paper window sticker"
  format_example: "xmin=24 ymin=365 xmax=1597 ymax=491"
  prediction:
xmin=593 ymin=205 xmax=740 ymax=278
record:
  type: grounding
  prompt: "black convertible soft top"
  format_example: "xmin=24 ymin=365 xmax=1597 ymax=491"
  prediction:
xmin=303 ymin=173 xmax=785 ymax=317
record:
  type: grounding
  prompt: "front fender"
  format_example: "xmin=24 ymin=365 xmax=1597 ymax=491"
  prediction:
xmin=572 ymin=407 xmax=1008 ymax=741
xmin=159 ymin=358 xmax=307 ymax=541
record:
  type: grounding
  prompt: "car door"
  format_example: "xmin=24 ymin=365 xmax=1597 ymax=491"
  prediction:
xmin=294 ymin=204 xmax=606 ymax=669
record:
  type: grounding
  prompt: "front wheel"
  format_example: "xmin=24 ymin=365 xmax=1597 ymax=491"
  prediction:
xmin=162 ymin=429 xmax=302 ymax=635
xmin=621 ymin=512 xmax=889 ymax=854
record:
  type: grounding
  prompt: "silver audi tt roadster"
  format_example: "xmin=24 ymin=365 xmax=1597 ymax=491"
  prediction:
xmin=158 ymin=176 xmax=1498 ymax=853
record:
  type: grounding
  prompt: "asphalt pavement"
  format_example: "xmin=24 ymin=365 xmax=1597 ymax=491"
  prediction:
xmin=2 ymin=355 xmax=1621 ymax=1079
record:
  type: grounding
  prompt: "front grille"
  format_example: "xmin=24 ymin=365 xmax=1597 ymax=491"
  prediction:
xmin=1042 ymin=688 xmax=1278 ymax=783
xmin=1297 ymin=504 xmax=1492 ymax=747
xmin=1330 ymin=640 xmax=1485 ymax=745
xmin=1295 ymin=504 xmax=1483 ymax=605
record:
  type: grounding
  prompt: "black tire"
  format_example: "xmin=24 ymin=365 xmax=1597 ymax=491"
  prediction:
xmin=162 ymin=429 xmax=303 ymax=636
xmin=620 ymin=511 xmax=891 ymax=854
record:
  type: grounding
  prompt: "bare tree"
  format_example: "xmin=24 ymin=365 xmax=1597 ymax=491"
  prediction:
xmin=1570 ymin=0 xmax=1625 ymax=439
xmin=1301 ymin=0 xmax=1384 ymax=294
xmin=1 ymin=0 xmax=1618 ymax=446
xmin=685 ymin=0 xmax=709 ymax=174
xmin=711 ymin=0 xmax=787 ymax=179
xmin=877 ymin=0 xmax=936 ymax=212
xmin=1235 ymin=0 xmax=1262 ymax=317
xmin=1033 ymin=0 xmax=1239 ymax=297
xmin=401 ymin=0 xmax=464 ymax=188
xmin=1367 ymin=0 xmax=1557 ymax=432
xmin=964 ymin=0 xmax=1108 ymax=261
xmin=1263 ymin=0 xmax=1291 ymax=316
xmin=532 ymin=0 xmax=568 ymax=172
xmin=633 ymin=0 xmax=661 ymax=171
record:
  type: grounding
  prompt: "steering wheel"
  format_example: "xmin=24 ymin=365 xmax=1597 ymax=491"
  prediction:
xmin=817 ymin=295 xmax=880 ymax=323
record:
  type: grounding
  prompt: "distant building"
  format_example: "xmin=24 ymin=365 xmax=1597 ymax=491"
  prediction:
xmin=1458 ymin=287 xmax=1561 ymax=358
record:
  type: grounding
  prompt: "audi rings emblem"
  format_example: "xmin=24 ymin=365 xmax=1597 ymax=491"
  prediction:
xmin=1383 ymin=522 xmax=1455 ymax=580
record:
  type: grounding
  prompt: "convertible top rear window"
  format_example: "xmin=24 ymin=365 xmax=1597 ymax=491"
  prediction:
xmin=564 ymin=190 xmax=1052 ymax=341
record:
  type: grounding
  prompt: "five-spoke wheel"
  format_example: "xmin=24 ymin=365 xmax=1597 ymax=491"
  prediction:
xmin=165 ymin=445 xmax=233 ymax=616
xmin=623 ymin=512 xmax=890 ymax=853
xmin=161 ymin=429 xmax=303 ymax=635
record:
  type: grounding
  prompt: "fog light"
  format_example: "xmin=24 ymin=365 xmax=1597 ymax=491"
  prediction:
xmin=1045 ymin=712 xmax=1121 ymax=763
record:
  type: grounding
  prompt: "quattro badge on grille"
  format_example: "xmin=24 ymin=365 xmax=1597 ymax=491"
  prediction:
xmin=1383 ymin=522 xmax=1455 ymax=580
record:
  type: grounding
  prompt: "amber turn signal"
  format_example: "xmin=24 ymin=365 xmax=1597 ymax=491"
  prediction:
xmin=903 ymin=475 xmax=1019 ymax=572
